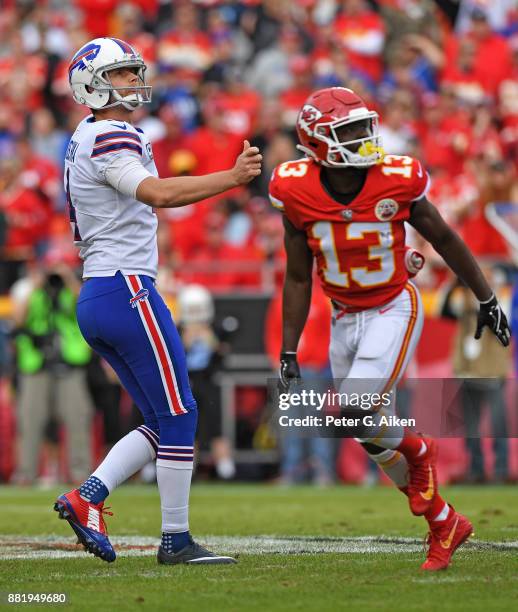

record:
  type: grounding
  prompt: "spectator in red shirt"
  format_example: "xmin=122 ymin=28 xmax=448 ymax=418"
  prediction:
xmin=152 ymin=105 xmax=191 ymax=178
xmin=462 ymin=157 xmax=516 ymax=258
xmin=157 ymin=2 xmax=213 ymax=82
xmin=467 ymin=103 xmax=505 ymax=161
xmin=154 ymin=133 xmax=208 ymax=263
xmin=427 ymin=168 xmax=479 ymax=230
xmin=177 ymin=212 xmax=263 ymax=292
xmin=15 ymin=137 xmax=60 ymax=250
xmin=265 ymin=279 xmax=331 ymax=385
xmin=0 ymin=31 xmax=47 ymax=113
xmin=74 ymin=0 xmax=118 ymax=39
xmin=279 ymin=56 xmax=314 ymax=130
xmin=217 ymin=66 xmax=262 ymax=139
xmin=498 ymin=35 xmax=518 ymax=163
xmin=333 ymin=0 xmax=386 ymax=83
xmin=417 ymin=91 xmax=472 ymax=178
xmin=416 ymin=166 xmax=479 ymax=284
xmin=185 ymin=100 xmax=243 ymax=178
xmin=443 ymin=8 xmax=513 ymax=98
xmin=0 ymin=157 xmax=48 ymax=292
xmin=441 ymin=38 xmax=492 ymax=105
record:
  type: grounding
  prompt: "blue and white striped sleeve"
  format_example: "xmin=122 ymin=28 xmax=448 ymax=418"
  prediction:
xmin=91 ymin=130 xmax=143 ymax=158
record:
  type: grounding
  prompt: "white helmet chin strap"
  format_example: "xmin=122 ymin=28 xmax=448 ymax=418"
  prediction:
xmin=110 ymin=90 xmax=144 ymax=111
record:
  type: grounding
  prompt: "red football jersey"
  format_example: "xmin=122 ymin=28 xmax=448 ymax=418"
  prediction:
xmin=269 ymin=156 xmax=429 ymax=311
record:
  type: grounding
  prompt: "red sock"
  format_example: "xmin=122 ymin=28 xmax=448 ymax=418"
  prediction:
xmin=424 ymin=494 xmax=452 ymax=523
xmin=395 ymin=429 xmax=426 ymax=462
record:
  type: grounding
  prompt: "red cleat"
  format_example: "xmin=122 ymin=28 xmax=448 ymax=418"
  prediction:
xmin=421 ymin=507 xmax=473 ymax=571
xmin=407 ymin=436 xmax=438 ymax=516
xmin=54 ymin=488 xmax=115 ymax=562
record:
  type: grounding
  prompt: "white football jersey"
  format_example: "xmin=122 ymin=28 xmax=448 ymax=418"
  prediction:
xmin=64 ymin=115 xmax=158 ymax=279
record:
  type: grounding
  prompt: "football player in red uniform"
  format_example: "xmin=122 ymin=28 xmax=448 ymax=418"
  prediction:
xmin=270 ymin=87 xmax=511 ymax=571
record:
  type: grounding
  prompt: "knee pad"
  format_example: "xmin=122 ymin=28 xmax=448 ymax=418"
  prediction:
xmin=158 ymin=407 xmax=198 ymax=447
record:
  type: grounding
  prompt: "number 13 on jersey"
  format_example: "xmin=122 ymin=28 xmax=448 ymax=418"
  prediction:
xmin=311 ymin=221 xmax=396 ymax=288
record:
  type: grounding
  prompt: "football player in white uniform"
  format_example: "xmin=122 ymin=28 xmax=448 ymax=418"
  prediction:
xmin=54 ymin=37 xmax=261 ymax=565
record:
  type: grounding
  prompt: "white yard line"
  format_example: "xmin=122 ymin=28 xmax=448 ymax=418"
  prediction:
xmin=0 ymin=535 xmax=517 ymax=561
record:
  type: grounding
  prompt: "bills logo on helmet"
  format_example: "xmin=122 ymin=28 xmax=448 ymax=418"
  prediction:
xmin=68 ymin=43 xmax=101 ymax=79
xmin=375 ymin=199 xmax=399 ymax=221
xmin=298 ymin=104 xmax=323 ymax=136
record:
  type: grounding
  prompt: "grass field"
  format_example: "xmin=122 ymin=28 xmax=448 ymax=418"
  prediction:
xmin=1 ymin=484 xmax=517 ymax=611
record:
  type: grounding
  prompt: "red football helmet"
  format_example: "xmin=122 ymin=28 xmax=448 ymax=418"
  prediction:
xmin=295 ymin=87 xmax=383 ymax=168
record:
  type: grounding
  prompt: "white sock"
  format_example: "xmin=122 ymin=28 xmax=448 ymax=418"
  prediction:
xmin=369 ymin=448 xmax=409 ymax=489
xmin=156 ymin=459 xmax=193 ymax=533
xmin=92 ymin=427 xmax=157 ymax=492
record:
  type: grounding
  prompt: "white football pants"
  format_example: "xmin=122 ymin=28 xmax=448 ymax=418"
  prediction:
xmin=329 ymin=282 xmax=423 ymax=445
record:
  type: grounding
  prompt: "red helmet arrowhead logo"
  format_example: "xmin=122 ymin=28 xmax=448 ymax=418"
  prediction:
xmin=298 ymin=104 xmax=323 ymax=135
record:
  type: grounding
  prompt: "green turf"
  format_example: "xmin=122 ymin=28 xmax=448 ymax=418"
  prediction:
xmin=1 ymin=484 xmax=517 ymax=611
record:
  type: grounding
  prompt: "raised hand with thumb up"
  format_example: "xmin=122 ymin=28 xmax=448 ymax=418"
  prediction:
xmin=231 ymin=140 xmax=262 ymax=185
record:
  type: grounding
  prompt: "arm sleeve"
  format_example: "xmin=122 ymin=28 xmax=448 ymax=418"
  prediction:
xmin=104 ymin=155 xmax=154 ymax=199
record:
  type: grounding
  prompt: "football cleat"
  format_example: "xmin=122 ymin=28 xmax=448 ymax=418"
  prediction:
xmin=54 ymin=489 xmax=116 ymax=563
xmin=157 ymin=538 xmax=237 ymax=565
xmin=421 ymin=507 xmax=473 ymax=571
xmin=407 ymin=436 xmax=438 ymax=516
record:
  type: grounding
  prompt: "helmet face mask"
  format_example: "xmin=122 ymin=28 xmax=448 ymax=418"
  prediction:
xmin=69 ymin=38 xmax=152 ymax=111
xmin=97 ymin=64 xmax=151 ymax=110
xmin=296 ymin=87 xmax=384 ymax=168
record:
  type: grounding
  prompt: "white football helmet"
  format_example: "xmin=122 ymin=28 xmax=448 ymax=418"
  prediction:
xmin=69 ymin=37 xmax=151 ymax=111
xmin=178 ymin=285 xmax=215 ymax=324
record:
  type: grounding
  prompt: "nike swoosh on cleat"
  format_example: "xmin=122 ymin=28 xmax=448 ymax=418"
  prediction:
xmin=87 ymin=507 xmax=100 ymax=531
xmin=419 ymin=465 xmax=435 ymax=501
xmin=187 ymin=556 xmax=235 ymax=563
xmin=440 ymin=518 xmax=459 ymax=549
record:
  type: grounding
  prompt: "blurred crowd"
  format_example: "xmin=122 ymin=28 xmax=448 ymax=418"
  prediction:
xmin=1 ymin=0 xmax=518 ymax=295
xmin=1 ymin=0 xmax=518 ymax=486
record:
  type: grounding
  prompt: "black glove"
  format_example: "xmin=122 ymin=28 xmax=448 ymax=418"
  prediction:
xmin=475 ymin=294 xmax=511 ymax=347
xmin=279 ymin=351 xmax=301 ymax=393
